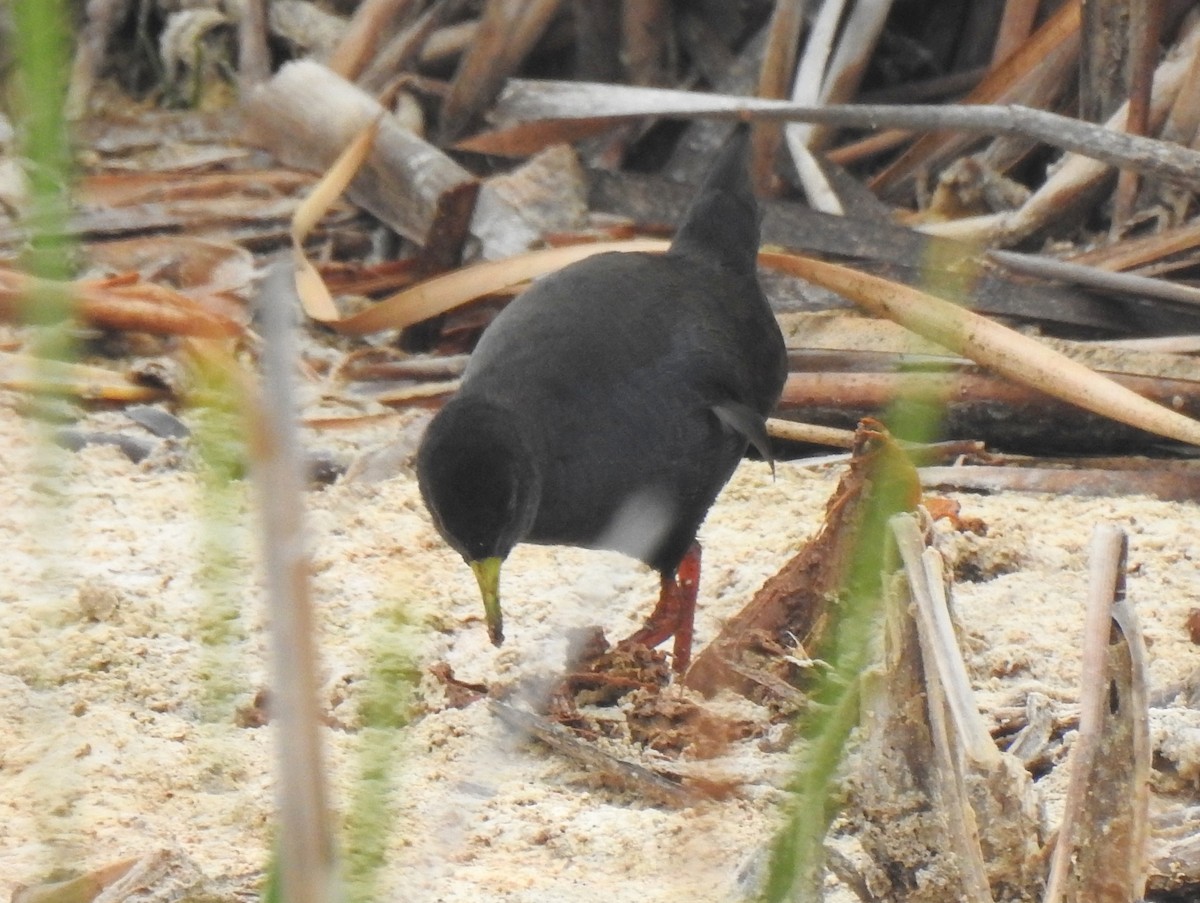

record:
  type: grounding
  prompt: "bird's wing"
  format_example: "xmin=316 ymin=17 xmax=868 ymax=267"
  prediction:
xmin=711 ymin=401 xmax=774 ymax=475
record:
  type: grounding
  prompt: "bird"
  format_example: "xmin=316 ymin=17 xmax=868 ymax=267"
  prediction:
xmin=416 ymin=127 xmax=786 ymax=673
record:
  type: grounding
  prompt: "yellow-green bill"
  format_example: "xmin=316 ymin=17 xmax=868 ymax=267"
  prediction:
xmin=469 ymin=556 xmax=503 ymax=646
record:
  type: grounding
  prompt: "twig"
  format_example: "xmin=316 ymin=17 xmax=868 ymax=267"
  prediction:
xmin=493 ymin=78 xmax=1200 ymax=191
xmin=989 ymin=248 xmax=1200 ymax=308
xmin=766 ymin=417 xmax=856 ymax=449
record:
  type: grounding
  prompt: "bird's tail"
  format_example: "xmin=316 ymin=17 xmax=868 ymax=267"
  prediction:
xmin=668 ymin=125 xmax=760 ymax=276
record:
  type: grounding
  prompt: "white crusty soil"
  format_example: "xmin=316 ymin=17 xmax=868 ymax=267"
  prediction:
xmin=2 ymin=397 xmax=1198 ymax=901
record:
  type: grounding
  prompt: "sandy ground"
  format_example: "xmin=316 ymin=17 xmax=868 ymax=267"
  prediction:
xmin=2 ymin=392 xmax=1199 ymax=901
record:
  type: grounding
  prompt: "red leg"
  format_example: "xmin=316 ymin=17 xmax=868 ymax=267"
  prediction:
xmin=670 ymin=543 xmax=701 ymax=673
xmin=620 ymin=542 xmax=702 ymax=673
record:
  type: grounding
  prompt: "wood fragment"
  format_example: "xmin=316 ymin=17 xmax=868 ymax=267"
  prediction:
xmin=1068 ymin=218 xmax=1200 ymax=272
xmin=1004 ymin=691 xmax=1056 ymax=764
xmin=469 ymin=144 xmax=588 ymax=260
xmin=243 ymin=60 xmax=479 ymax=266
xmin=1149 ymin=808 xmax=1200 ymax=895
xmin=865 ymin=517 xmax=994 ymax=902
xmin=851 ymin=514 xmax=1041 ymax=902
xmin=781 ymin=0 xmax=842 ymax=211
xmin=782 ymin=368 xmax=1200 ymax=453
xmin=1089 ymin=334 xmax=1200 ymax=353
xmin=893 ymin=517 xmax=998 ymax=767
xmin=791 ymin=0 xmax=892 ymax=151
xmin=418 ymin=18 xmax=482 ymax=68
xmin=1161 ymin=18 xmax=1200 ymax=146
xmin=1079 ymin=0 xmax=1134 ymax=122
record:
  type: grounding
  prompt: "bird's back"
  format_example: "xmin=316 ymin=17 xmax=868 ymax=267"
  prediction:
xmin=456 ymin=128 xmax=785 ymax=570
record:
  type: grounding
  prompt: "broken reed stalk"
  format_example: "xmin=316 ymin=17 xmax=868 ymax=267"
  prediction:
xmin=252 ymin=264 xmax=340 ymax=903
xmin=892 ymin=516 xmax=999 ymax=767
xmin=1058 ymin=527 xmax=1129 ymax=869
xmin=1042 ymin=525 xmax=1149 ymax=903
xmin=759 ymin=428 xmax=918 ymax=902
xmin=888 ymin=514 xmax=994 ymax=903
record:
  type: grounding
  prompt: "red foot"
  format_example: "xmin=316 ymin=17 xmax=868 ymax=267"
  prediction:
xmin=620 ymin=543 xmax=702 ymax=673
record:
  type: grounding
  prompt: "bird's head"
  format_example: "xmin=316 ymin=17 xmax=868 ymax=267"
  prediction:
xmin=416 ymin=396 xmax=541 ymax=646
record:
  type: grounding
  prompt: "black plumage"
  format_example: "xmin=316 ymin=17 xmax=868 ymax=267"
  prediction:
xmin=417 ymin=128 xmax=786 ymax=671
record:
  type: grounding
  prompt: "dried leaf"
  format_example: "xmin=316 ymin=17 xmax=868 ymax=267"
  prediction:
xmin=320 ymin=238 xmax=667 ymax=335
xmin=291 ymin=114 xmax=382 ymax=323
xmin=761 ymin=253 xmax=1200 ymax=447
